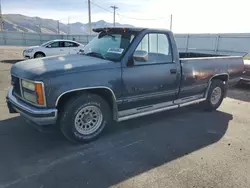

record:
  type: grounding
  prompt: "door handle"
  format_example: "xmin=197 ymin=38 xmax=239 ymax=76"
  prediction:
xmin=132 ymin=87 xmax=140 ymax=91
xmin=60 ymin=49 xmax=63 ymax=51
xmin=170 ymin=69 xmax=177 ymax=74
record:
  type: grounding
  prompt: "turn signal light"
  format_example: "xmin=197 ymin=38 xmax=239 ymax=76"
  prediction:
xmin=35 ymin=83 xmax=45 ymax=105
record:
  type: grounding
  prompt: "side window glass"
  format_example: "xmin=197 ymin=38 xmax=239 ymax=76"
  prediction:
xmin=134 ymin=33 xmax=172 ymax=65
xmin=149 ymin=34 xmax=157 ymax=53
xmin=50 ymin=42 xmax=60 ymax=48
xmin=59 ymin=41 xmax=64 ymax=47
xmin=73 ymin=42 xmax=79 ymax=47
xmin=136 ymin=35 xmax=148 ymax=52
xmin=158 ymin=34 xmax=170 ymax=55
xmin=65 ymin=42 xmax=79 ymax=47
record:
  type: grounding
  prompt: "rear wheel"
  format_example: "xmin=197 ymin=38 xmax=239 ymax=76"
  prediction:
xmin=204 ymin=79 xmax=225 ymax=111
xmin=34 ymin=52 xmax=45 ymax=58
xmin=59 ymin=92 xmax=112 ymax=143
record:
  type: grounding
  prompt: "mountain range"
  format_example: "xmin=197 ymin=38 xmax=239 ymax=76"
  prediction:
xmin=2 ymin=14 xmax=134 ymax=34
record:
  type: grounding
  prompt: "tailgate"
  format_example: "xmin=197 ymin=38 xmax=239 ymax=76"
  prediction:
xmin=179 ymin=56 xmax=243 ymax=98
xmin=243 ymin=60 xmax=250 ymax=77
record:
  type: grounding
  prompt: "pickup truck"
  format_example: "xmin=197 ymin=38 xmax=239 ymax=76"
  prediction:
xmin=6 ymin=27 xmax=243 ymax=143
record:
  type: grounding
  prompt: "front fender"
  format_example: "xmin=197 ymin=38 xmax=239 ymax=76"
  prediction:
xmin=45 ymin=69 xmax=122 ymax=108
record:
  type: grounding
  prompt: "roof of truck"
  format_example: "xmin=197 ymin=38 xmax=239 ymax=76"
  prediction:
xmin=93 ymin=27 xmax=170 ymax=33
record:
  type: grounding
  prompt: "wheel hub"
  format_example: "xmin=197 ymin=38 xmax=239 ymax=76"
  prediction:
xmin=210 ymin=86 xmax=222 ymax=105
xmin=82 ymin=114 xmax=93 ymax=123
xmin=74 ymin=105 xmax=103 ymax=135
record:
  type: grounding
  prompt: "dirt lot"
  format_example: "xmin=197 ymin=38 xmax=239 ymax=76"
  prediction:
xmin=0 ymin=46 xmax=250 ymax=188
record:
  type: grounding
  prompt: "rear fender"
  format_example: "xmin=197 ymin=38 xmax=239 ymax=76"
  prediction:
xmin=205 ymin=73 xmax=229 ymax=98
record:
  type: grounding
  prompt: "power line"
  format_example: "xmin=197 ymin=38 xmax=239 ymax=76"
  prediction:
xmin=89 ymin=1 xmax=168 ymax=21
xmin=90 ymin=1 xmax=113 ymax=13
xmin=110 ymin=6 xmax=118 ymax=27
xmin=116 ymin=11 xmax=123 ymax=23
xmin=117 ymin=12 xmax=166 ymax=21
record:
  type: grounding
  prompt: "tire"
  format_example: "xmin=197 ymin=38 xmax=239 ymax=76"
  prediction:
xmin=59 ymin=92 xmax=112 ymax=143
xmin=34 ymin=52 xmax=45 ymax=58
xmin=204 ymin=79 xmax=225 ymax=111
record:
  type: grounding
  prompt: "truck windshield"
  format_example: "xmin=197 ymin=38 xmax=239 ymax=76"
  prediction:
xmin=82 ymin=31 xmax=135 ymax=61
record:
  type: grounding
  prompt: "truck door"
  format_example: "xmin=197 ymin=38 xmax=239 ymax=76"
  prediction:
xmin=121 ymin=32 xmax=180 ymax=111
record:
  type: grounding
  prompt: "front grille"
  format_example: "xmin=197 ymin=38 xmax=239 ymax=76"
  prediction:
xmin=11 ymin=75 xmax=22 ymax=97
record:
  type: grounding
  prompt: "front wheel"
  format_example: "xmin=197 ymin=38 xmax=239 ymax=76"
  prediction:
xmin=59 ymin=92 xmax=112 ymax=143
xmin=204 ymin=79 xmax=225 ymax=111
xmin=34 ymin=52 xmax=45 ymax=58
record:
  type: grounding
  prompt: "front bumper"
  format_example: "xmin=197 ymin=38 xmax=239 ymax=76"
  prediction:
xmin=6 ymin=86 xmax=58 ymax=125
xmin=240 ymin=75 xmax=250 ymax=83
xmin=23 ymin=51 xmax=32 ymax=59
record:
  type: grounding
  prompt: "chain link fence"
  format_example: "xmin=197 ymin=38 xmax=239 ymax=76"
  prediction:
xmin=174 ymin=33 xmax=250 ymax=58
xmin=0 ymin=31 xmax=96 ymax=46
xmin=1 ymin=31 xmax=250 ymax=59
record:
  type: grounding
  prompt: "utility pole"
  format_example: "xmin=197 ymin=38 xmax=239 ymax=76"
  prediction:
xmin=170 ymin=14 xmax=172 ymax=31
xmin=57 ymin=20 xmax=60 ymax=34
xmin=0 ymin=0 xmax=3 ymax=31
xmin=39 ymin=20 xmax=42 ymax=33
xmin=110 ymin=6 xmax=118 ymax=27
xmin=67 ymin=16 xmax=70 ymax=35
xmin=88 ymin=0 xmax=92 ymax=33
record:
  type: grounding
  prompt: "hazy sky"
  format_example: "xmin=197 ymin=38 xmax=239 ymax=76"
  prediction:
xmin=1 ymin=0 xmax=250 ymax=33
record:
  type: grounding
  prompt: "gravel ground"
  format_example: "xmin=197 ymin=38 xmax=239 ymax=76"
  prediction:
xmin=0 ymin=46 xmax=250 ymax=188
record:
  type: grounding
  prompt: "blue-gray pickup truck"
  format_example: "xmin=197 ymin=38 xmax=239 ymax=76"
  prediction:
xmin=6 ymin=27 xmax=243 ymax=143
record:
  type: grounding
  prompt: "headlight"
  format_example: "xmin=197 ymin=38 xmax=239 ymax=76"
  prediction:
xmin=25 ymin=49 xmax=33 ymax=53
xmin=23 ymin=91 xmax=37 ymax=103
xmin=21 ymin=80 xmax=45 ymax=106
xmin=22 ymin=80 xmax=35 ymax=91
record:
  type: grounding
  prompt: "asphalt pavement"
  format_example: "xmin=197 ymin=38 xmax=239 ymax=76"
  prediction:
xmin=0 ymin=48 xmax=250 ymax=188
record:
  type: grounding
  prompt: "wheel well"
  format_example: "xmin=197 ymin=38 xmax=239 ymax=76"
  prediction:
xmin=211 ymin=74 xmax=229 ymax=82
xmin=56 ymin=88 xmax=117 ymax=119
xmin=34 ymin=51 xmax=45 ymax=58
xmin=210 ymin=74 xmax=229 ymax=98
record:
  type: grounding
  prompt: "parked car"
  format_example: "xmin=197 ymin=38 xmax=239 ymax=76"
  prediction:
xmin=23 ymin=39 xmax=85 ymax=59
xmin=7 ymin=27 xmax=243 ymax=143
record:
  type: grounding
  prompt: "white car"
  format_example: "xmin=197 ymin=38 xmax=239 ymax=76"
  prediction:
xmin=23 ymin=39 xmax=85 ymax=59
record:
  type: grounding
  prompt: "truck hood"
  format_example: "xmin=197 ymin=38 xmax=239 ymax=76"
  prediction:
xmin=11 ymin=54 xmax=116 ymax=80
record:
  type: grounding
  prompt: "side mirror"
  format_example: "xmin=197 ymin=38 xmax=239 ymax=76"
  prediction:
xmin=133 ymin=50 xmax=148 ymax=62
xmin=46 ymin=45 xmax=52 ymax=48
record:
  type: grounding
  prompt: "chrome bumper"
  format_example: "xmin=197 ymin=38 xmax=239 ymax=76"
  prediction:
xmin=240 ymin=76 xmax=250 ymax=82
xmin=23 ymin=51 xmax=32 ymax=59
xmin=6 ymin=86 xmax=58 ymax=125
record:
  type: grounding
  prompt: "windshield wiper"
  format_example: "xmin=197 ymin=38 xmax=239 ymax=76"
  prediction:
xmin=84 ymin=52 xmax=107 ymax=60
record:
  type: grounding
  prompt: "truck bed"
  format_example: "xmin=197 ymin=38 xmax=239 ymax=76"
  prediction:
xmin=178 ymin=55 xmax=243 ymax=98
xmin=179 ymin=52 xmax=223 ymax=59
